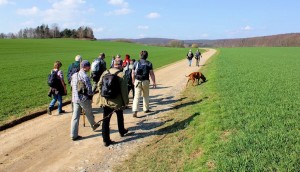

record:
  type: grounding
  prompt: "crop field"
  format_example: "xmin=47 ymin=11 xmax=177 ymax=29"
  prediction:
xmin=115 ymin=47 xmax=300 ymax=171
xmin=0 ymin=39 xmax=201 ymax=124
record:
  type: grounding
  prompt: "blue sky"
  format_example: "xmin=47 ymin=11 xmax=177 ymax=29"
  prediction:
xmin=0 ymin=0 xmax=299 ymax=39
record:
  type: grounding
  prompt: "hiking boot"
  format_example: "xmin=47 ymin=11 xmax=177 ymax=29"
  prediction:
xmin=144 ymin=110 xmax=153 ymax=113
xmin=133 ymin=111 xmax=137 ymax=118
xmin=47 ymin=107 xmax=52 ymax=115
xmin=72 ymin=135 xmax=82 ymax=141
xmin=58 ymin=110 xmax=66 ymax=115
xmin=120 ymin=129 xmax=129 ymax=137
xmin=92 ymin=123 xmax=100 ymax=131
xmin=103 ymin=140 xmax=116 ymax=147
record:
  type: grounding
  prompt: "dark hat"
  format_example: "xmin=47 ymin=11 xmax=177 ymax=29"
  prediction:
xmin=81 ymin=60 xmax=90 ymax=68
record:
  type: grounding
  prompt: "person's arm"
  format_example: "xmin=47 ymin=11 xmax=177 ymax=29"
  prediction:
xmin=120 ymin=74 xmax=129 ymax=107
xmin=149 ymin=70 xmax=156 ymax=88
xmin=58 ymin=71 xmax=67 ymax=93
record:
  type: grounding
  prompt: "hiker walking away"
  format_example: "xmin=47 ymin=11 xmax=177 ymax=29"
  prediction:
xmin=70 ymin=60 xmax=100 ymax=141
xmin=132 ymin=50 xmax=156 ymax=118
xmin=96 ymin=58 xmax=129 ymax=147
xmin=110 ymin=56 xmax=115 ymax=68
xmin=67 ymin=55 xmax=82 ymax=85
xmin=122 ymin=54 xmax=131 ymax=71
xmin=195 ymin=49 xmax=201 ymax=67
xmin=91 ymin=53 xmax=106 ymax=93
xmin=125 ymin=59 xmax=135 ymax=98
xmin=187 ymin=49 xmax=194 ymax=67
xmin=47 ymin=61 xmax=67 ymax=115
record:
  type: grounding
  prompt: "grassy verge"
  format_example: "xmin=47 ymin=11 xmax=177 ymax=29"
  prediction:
xmin=0 ymin=39 xmax=203 ymax=125
xmin=115 ymin=47 xmax=300 ymax=171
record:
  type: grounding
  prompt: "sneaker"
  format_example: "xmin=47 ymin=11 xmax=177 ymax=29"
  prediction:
xmin=72 ymin=135 xmax=82 ymax=141
xmin=47 ymin=107 xmax=52 ymax=115
xmin=133 ymin=111 xmax=137 ymax=118
xmin=92 ymin=123 xmax=100 ymax=131
xmin=103 ymin=140 xmax=116 ymax=147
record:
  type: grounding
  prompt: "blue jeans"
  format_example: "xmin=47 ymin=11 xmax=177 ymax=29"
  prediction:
xmin=188 ymin=59 xmax=192 ymax=66
xmin=49 ymin=94 xmax=63 ymax=112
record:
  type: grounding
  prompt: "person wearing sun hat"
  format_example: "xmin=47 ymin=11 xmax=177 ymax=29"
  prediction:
xmin=70 ymin=60 xmax=100 ymax=141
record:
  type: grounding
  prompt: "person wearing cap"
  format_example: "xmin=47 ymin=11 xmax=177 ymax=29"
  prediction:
xmin=96 ymin=58 xmax=129 ymax=147
xmin=132 ymin=50 xmax=156 ymax=118
xmin=67 ymin=55 xmax=82 ymax=85
xmin=70 ymin=60 xmax=100 ymax=141
xmin=186 ymin=49 xmax=194 ymax=67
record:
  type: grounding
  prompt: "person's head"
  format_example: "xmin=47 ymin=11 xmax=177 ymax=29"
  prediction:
xmin=189 ymin=49 xmax=192 ymax=52
xmin=81 ymin=60 xmax=91 ymax=72
xmin=125 ymin=54 xmax=130 ymax=60
xmin=54 ymin=61 xmax=62 ymax=69
xmin=140 ymin=50 xmax=148 ymax=59
xmin=75 ymin=55 xmax=82 ymax=62
xmin=113 ymin=58 xmax=122 ymax=69
xmin=129 ymin=59 xmax=134 ymax=65
xmin=116 ymin=54 xmax=121 ymax=59
xmin=132 ymin=59 xmax=136 ymax=64
xmin=99 ymin=53 xmax=105 ymax=59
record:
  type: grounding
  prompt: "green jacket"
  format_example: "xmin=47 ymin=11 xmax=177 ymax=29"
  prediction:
xmin=96 ymin=68 xmax=129 ymax=109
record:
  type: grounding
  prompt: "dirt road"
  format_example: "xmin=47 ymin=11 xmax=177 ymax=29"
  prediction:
xmin=0 ymin=49 xmax=216 ymax=172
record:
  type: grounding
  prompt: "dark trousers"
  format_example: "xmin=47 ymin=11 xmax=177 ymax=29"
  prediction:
xmin=128 ymin=84 xmax=135 ymax=98
xmin=102 ymin=106 xmax=126 ymax=143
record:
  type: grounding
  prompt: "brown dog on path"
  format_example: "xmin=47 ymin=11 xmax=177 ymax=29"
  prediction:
xmin=186 ymin=72 xmax=206 ymax=87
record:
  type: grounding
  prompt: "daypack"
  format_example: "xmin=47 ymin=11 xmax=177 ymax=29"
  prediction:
xmin=135 ymin=61 xmax=149 ymax=81
xmin=101 ymin=70 xmax=121 ymax=99
xmin=91 ymin=58 xmax=103 ymax=81
xmin=67 ymin=63 xmax=80 ymax=84
xmin=47 ymin=70 xmax=60 ymax=88
xmin=188 ymin=52 xmax=193 ymax=58
xmin=125 ymin=68 xmax=133 ymax=86
xmin=195 ymin=52 xmax=200 ymax=59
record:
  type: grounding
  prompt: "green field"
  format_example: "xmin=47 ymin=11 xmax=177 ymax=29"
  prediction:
xmin=0 ymin=39 xmax=199 ymax=124
xmin=115 ymin=47 xmax=300 ymax=171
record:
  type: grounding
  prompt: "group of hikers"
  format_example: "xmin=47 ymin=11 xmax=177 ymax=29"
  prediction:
xmin=186 ymin=49 xmax=202 ymax=67
xmin=47 ymin=51 xmax=156 ymax=146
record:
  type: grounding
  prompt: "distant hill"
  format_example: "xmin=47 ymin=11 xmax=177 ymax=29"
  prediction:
xmin=100 ymin=33 xmax=300 ymax=47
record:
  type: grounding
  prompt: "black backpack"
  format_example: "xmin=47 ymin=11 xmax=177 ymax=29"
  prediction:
xmin=48 ymin=70 xmax=60 ymax=88
xmin=125 ymin=68 xmax=133 ymax=86
xmin=101 ymin=70 xmax=121 ymax=99
xmin=135 ymin=61 xmax=148 ymax=81
xmin=67 ymin=63 xmax=80 ymax=84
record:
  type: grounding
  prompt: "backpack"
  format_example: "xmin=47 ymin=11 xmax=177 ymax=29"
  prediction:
xmin=125 ymin=68 xmax=133 ymax=86
xmin=47 ymin=70 xmax=60 ymax=88
xmin=67 ymin=63 xmax=80 ymax=84
xmin=195 ymin=52 xmax=200 ymax=59
xmin=91 ymin=58 xmax=102 ymax=81
xmin=101 ymin=70 xmax=121 ymax=99
xmin=188 ymin=52 xmax=193 ymax=58
xmin=135 ymin=61 xmax=148 ymax=81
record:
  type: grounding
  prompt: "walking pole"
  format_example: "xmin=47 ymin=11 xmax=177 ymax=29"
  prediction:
xmin=82 ymin=109 xmax=86 ymax=127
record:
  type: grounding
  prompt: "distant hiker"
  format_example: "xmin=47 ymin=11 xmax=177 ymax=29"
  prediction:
xmin=110 ymin=56 xmax=115 ymax=68
xmin=47 ymin=61 xmax=67 ymax=115
xmin=125 ymin=59 xmax=135 ymax=97
xmin=67 ymin=55 xmax=82 ymax=85
xmin=122 ymin=54 xmax=131 ymax=71
xmin=90 ymin=53 xmax=106 ymax=93
xmin=187 ymin=49 xmax=194 ymax=67
xmin=132 ymin=50 xmax=156 ymax=118
xmin=70 ymin=60 xmax=100 ymax=141
xmin=96 ymin=58 xmax=130 ymax=147
xmin=195 ymin=49 xmax=202 ymax=67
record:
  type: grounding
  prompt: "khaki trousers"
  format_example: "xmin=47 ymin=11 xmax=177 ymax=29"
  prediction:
xmin=132 ymin=80 xmax=150 ymax=112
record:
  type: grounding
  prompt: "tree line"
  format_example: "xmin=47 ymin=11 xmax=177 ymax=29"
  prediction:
xmin=0 ymin=24 xmax=95 ymax=39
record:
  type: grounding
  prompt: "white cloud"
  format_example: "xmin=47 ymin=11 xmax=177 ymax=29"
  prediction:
xmin=106 ymin=0 xmax=131 ymax=16
xmin=105 ymin=8 xmax=131 ymax=16
xmin=201 ymin=33 xmax=209 ymax=38
xmin=241 ymin=25 xmax=253 ymax=31
xmin=17 ymin=6 xmax=39 ymax=16
xmin=139 ymin=34 xmax=146 ymax=38
xmin=146 ymin=12 xmax=160 ymax=19
xmin=108 ymin=0 xmax=128 ymax=7
xmin=0 ymin=0 xmax=13 ymax=5
xmin=137 ymin=25 xmax=149 ymax=30
xmin=94 ymin=27 xmax=104 ymax=32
